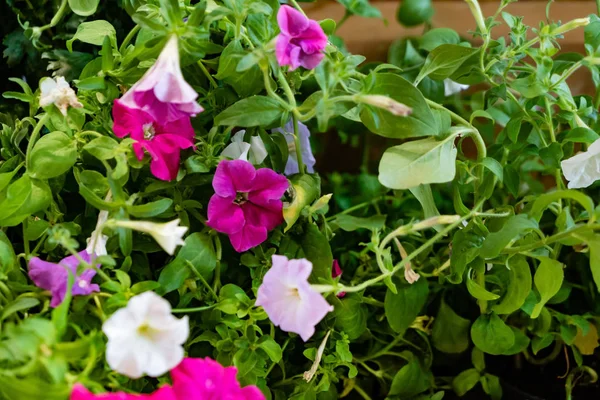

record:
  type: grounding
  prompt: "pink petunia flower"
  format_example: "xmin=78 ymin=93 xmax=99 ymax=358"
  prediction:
xmin=171 ymin=358 xmax=265 ymax=400
xmin=331 ymin=259 xmax=346 ymax=298
xmin=28 ymin=251 xmax=100 ymax=308
xmin=206 ymin=160 xmax=288 ymax=252
xmin=70 ymin=358 xmax=264 ymax=400
xmin=118 ymin=35 xmax=202 ymax=123
xmin=112 ymin=100 xmax=194 ymax=181
xmin=275 ymin=5 xmax=328 ymax=71
xmin=256 ymin=255 xmax=334 ymax=341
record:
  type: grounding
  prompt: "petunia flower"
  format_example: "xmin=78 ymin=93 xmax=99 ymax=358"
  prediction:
xmin=272 ymin=120 xmax=316 ymax=175
xmin=221 ymin=130 xmax=268 ymax=165
xmin=112 ymin=100 xmax=195 ymax=181
xmin=170 ymin=358 xmax=265 ymax=400
xmin=86 ymin=207 xmax=110 ymax=257
xmin=70 ymin=384 xmax=175 ymax=400
xmin=102 ymin=291 xmax=189 ymax=379
xmin=443 ymin=79 xmax=469 ymax=97
xmin=207 ymin=160 xmax=288 ymax=252
xmin=118 ymin=35 xmax=202 ymax=123
xmin=28 ymin=251 xmax=99 ymax=308
xmin=275 ymin=5 xmax=328 ymax=71
xmin=560 ymin=138 xmax=600 ymax=188
xmin=256 ymin=255 xmax=334 ymax=341
xmin=112 ymin=219 xmax=187 ymax=255
xmin=39 ymin=76 xmax=83 ymax=116
xmin=331 ymin=260 xmax=345 ymax=298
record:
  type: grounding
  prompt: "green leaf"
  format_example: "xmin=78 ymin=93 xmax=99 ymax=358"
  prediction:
xmin=0 ymin=176 xmax=52 ymax=227
xmin=449 ymin=222 xmax=485 ymax=284
xmin=83 ymin=136 xmax=119 ymax=160
xmin=360 ymin=73 xmax=439 ymax=139
xmin=378 ymin=133 xmax=458 ymax=190
xmin=28 ymin=132 xmax=78 ymax=179
xmin=336 ymin=0 xmax=381 ymax=18
xmin=492 ymin=256 xmax=532 ymax=315
xmin=0 ymin=297 xmax=40 ymax=322
xmin=529 ymin=190 xmax=594 ymax=222
xmin=481 ymin=374 xmax=503 ymax=400
xmin=585 ymin=234 xmax=600 ymax=293
xmin=215 ymin=40 xmax=263 ymax=97
xmin=532 ymin=333 xmax=555 ymax=355
xmin=0 ymin=231 xmax=17 ymax=276
xmin=0 ymin=375 xmax=70 ymax=400
xmin=471 ymin=313 xmax=515 ymax=355
xmin=334 ymin=214 xmax=386 ymax=232
xmin=432 ymin=299 xmax=471 ymax=353
xmin=530 ymin=257 xmax=564 ymax=319
xmin=215 ymin=96 xmax=285 ymax=127
xmin=130 ymin=281 xmax=161 ymax=294
xmin=452 ymin=368 xmax=480 ymax=397
xmin=389 ymin=354 xmax=432 ymax=397
xmin=256 ymin=335 xmax=282 ymax=362
xmin=416 ymin=45 xmax=479 ymax=83
xmin=502 ymin=327 xmax=530 ymax=355
xmin=127 ymin=198 xmax=173 ymax=218
xmin=479 ymin=215 xmax=538 ymax=259
xmin=561 ymin=127 xmax=600 ymax=144
xmin=300 ymin=223 xmax=334 ymax=284
xmin=409 ymin=184 xmax=442 ymax=231
xmin=158 ymin=233 xmax=217 ymax=294
xmin=283 ymin=174 xmax=319 ymax=232
xmin=397 ymin=0 xmax=433 ymax=27
xmin=384 ymin=277 xmax=429 ymax=334
xmin=159 ymin=0 xmax=182 ymax=26
xmin=420 ymin=28 xmax=460 ymax=52
xmin=68 ymin=0 xmax=100 ymax=16
xmin=332 ymin=294 xmax=367 ymax=340
xmin=67 ymin=20 xmax=117 ymax=52
xmin=480 ymin=157 xmax=503 ymax=182
xmin=466 ymin=265 xmax=500 ymax=301
xmin=510 ymin=75 xmax=548 ymax=98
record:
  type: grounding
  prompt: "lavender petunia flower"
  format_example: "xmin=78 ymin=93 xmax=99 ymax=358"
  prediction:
xmin=272 ymin=120 xmax=316 ymax=175
xmin=28 ymin=251 xmax=99 ymax=307
xmin=256 ymin=255 xmax=334 ymax=341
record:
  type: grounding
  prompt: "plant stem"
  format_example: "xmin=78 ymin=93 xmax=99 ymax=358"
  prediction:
xmin=292 ymin=113 xmax=305 ymax=174
xmin=326 ymin=196 xmax=398 ymax=222
xmin=197 ymin=60 xmax=218 ymax=89
xmin=171 ymin=304 xmax=217 ymax=313
xmin=119 ymin=25 xmax=140 ymax=53
xmin=38 ymin=0 xmax=68 ymax=31
xmin=25 ymin=114 xmax=50 ymax=171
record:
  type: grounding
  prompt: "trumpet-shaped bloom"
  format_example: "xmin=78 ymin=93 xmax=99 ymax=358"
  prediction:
xmin=221 ymin=130 xmax=268 ymax=165
xmin=39 ymin=76 xmax=83 ymax=116
xmin=86 ymin=208 xmax=109 ymax=257
xmin=113 ymin=100 xmax=195 ymax=181
xmin=119 ymin=35 xmax=202 ymax=123
xmin=28 ymin=251 xmax=99 ymax=308
xmin=171 ymin=358 xmax=265 ymax=400
xmin=272 ymin=120 xmax=316 ymax=175
xmin=275 ymin=5 xmax=327 ymax=71
xmin=256 ymin=255 xmax=334 ymax=341
xmin=70 ymin=384 xmax=175 ymax=400
xmin=443 ymin=79 xmax=469 ymax=97
xmin=102 ymin=291 xmax=189 ymax=379
xmin=207 ymin=160 xmax=288 ymax=252
xmin=561 ymin=139 xmax=600 ymax=188
xmin=112 ymin=219 xmax=187 ymax=255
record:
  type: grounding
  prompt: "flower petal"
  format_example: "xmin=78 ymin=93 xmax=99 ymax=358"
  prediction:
xmin=228 ymin=224 xmax=267 ymax=252
xmin=242 ymin=201 xmax=283 ymax=232
xmin=112 ymin=100 xmax=152 ymax=140
xmin=207 ymin=195 xmax=245 ymax=235
xmin=248 ymin=168 xmax=288 ymax=206
xmin=212 ymin=160 xmax=256 ymax=197
xmin=277 ymin=5 xmax=309 ymax=37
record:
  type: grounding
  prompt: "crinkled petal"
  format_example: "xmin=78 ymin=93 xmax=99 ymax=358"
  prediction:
xmin=277 ymin=5 xmax=310 ymax=37
xmin=28 ymin=257 xmax=64 ymax=292
xmin=242 ymin=202 xmax=283 ymax=232
xmin=561 ymin=139 xmax=600 ymax=188
xmin=247 ymin=168 xmax=288 ymax=206
xmin=221 ymin=141 xmax=251 ymax=161
xmin=228 ymin=224 xmax=267 ymax=253
xmin=249 ymin=136 xmax=268 ymax=165
xmin=212 ymin=160 xmax=256 ymax=197
xmin=207 ymin=195 xmax=245 ymax=235
xmin=297 ymin=21 xmax=328 ymax=54
xmin=112 ymin=100 xmax=152 ymax=140
xmin=298 ymin=51 xmax=325 ymax=71
xmin=275 ymin=34 xmax=293 ymax=68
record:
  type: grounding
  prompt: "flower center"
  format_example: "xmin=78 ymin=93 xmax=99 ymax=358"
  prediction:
xmin=143 ymin=123 xmax=156 ymax=140
xmin=78 ymin=280 xmax=88 ymax=288
xmin=234 ymin=192 xmax=249 ymax=205
xmin=289 ymin=287 xmax=301 ymax=299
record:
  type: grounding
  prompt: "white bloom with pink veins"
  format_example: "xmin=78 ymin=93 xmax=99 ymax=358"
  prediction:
xmin=256 ymin=255 xmax=334 ymax=341
xmin=39 ymin=76 xmax=82 ymax=116
xmin=103 ymin=291 xmax=189 ymax=378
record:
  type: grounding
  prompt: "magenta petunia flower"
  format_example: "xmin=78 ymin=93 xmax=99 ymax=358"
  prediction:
xmin=112 ymin=100 xmax=194 ymax=181
xmin=28 ymin=251 xmax=100 ymax=308
xmin=331 ymin=259 xmax=346 ymax=298
xmin=275 ymin=5 xmax=328 ymax=71
xmin=70 ymin=384 xmax=175 ymax=400
xmin=171 ymin=358 xmax=265 ymax=400
xmin=256 ymin=255 xmax=334 ymax=341
xmin=206 ymin=160 xmax=288 ymax=252
xmin=118 ymin=35 xmax=202 ymax=123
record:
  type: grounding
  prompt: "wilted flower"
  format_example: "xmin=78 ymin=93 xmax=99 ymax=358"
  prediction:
xmin=404 ymin=266 xmax=420 ymax=284
xmin=86 ymin=207 xmax=109 ymax=257
xmin=560 ymin=138 xmax=600 ymax=188
xmin=28 ymin=251 xmax=99 ymax=307
xmin=113 ymin=100 xmax=195 ymax=181
xmin=221 ymin=130 xmax=268 ymax=165
xmin=118 ymin=35 xmax=202 ymax=122
xmin=256 ymin=255 xmax=334 ymax=341
xmin=303 ymin=330 xmax=331 ymax=382
xmin=39 ymin=76 xmax=83 ymax=116
xmin=275 ymin=5 xmax=327 ymax=71
xmin=103 ymin=291 xmax=189 ymax=379
xmin=207 ymin=160 xmax=288 ymax=252
xmin=272 ymin=120 xmax=316 ymax=175
xmin=112 ymin=219 xmax=187 ymax=255
xmin=444 ymin=79 xmax=469 ymax=97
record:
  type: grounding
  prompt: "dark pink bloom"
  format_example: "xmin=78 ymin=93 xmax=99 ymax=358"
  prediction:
xmin=207 ymin=160 xmax=288 ymax=252
xmin=171 ymin=358 xmax=264 ymax=400
xmin=119 ymin=35 xmax=202 ymax=123
xmin=275 ymin=5 xmax=327 ymax=71
xmin=70 ymin=384 xmax=175 ymax=400
xmin=113 ymin=100 xmax=194 ymax=181
xmin=331 ymin=259 xmax=346 ymax=298
xmin=28 ymin=251 xmax=100 ymax=308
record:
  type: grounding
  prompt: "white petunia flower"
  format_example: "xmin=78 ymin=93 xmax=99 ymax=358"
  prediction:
xmin=221 ymin=130 xmax=268 ymax=165
xmin=39 ymin=76 xmax=83 ymax=116
xmin=86 ymin=209 xmax=109 ymax=257
xmin=102 ymin=291 xmax=189 ymax=378
xmin=113 ymin=219 xmax=187 ymax=255
xmin=560 ymin=139 xmax=600 ymax=189
xmin=444 ymin=79 xmax=469 ymax=97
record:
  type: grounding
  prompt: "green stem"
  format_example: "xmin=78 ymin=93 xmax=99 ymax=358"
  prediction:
xmin=326 ymin=196 xmax=397 ymax=222
xmin=119 ymin=25 xmax=140 ymax=53
xmin=25 ymin=114 xmax=50 ymax=171
xmin=172 ymin=304 xmax=217 ymax=313
xmin=261 ymin=67 xmax=289 ymax=109
xmin=186 ymin=260 xmax=218 ymax=300
xmin=503 ymin=224 xmax=600 ymax=254
xmin=292 ymin=113 xmax=305 ymax=174
xmin=197 ymin=60 xmax=218 ymax=89
xmin=277 ymin=69 xmax=297 ymax=107
xmin=38 ymin=0 xmax=68 ymax=31
xmin=22 ymin=219 xmax=30 ymax=258
xmin=336 ymin=11 xmax=351 ymax=32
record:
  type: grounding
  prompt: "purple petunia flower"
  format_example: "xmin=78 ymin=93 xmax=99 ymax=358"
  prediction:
xmin=272 ymin=119 xmax=316 ymax=175
xmin=28 ymin=251 xmax=99 ymax=307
